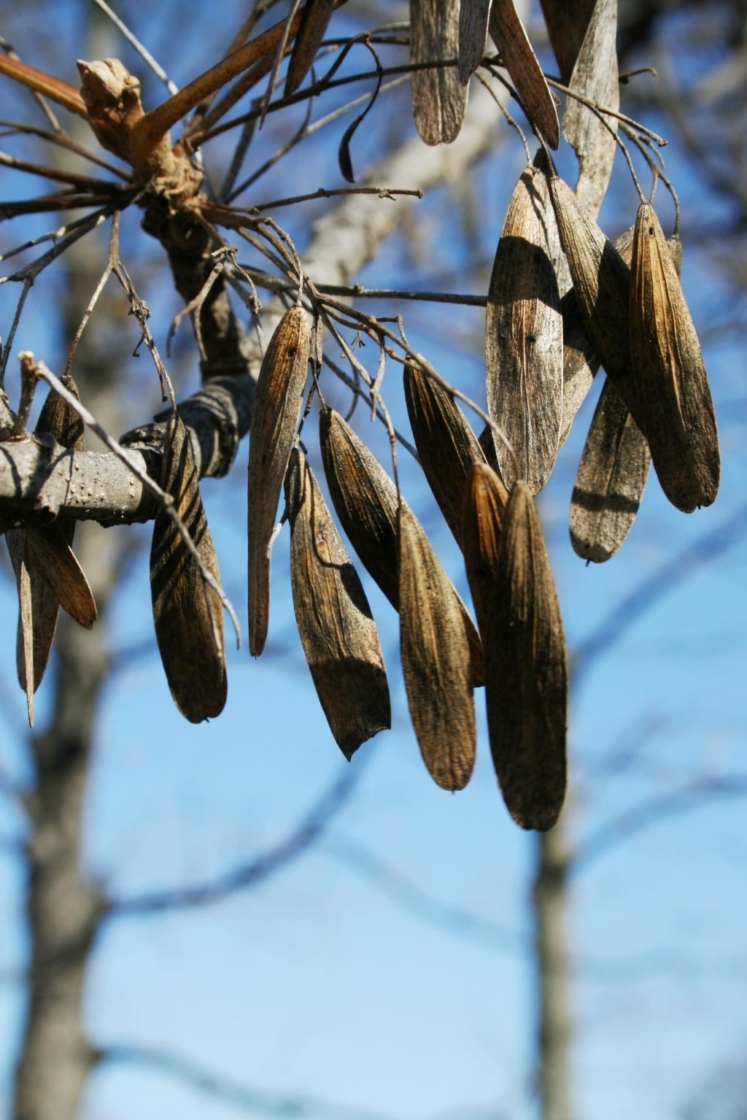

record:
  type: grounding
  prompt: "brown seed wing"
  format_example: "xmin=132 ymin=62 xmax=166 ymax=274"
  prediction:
xmin=486 ymin=164 xmax=563 ymax=492
xmin=458 ymin=0 xmax=492 ymax=84
xmin=398 ymin=504 xmax=476 ymax=790
xmin=559 ymin=225 xmax=635 ymax=445
xmin=539 ymin=0 xmax=596 ymax=83
xmin=36 ymin=372 xmax=85 ymax=452
xmin=630 ymin=203 xmax=720 ymax=512
xmin=285 ymin=0 xmax=337 ymax=95
xmin=489 ymin=0 xmax=560 ymax=148
xmin=320 ymin=408 xmax=485 ymax=687
xmin=151 ymin=413 xmax=227 ymax=723
xmin=6 ymin=528 xmax=35 ymax=726
xmin=562 ymin=0 xmax=619 ymax=216
xmin=410 ymin=0 xmax=467 ymax=145
xmin=462 ymin=462 xmax=508 ymax=638
xmin=286 ymin=449 xmax=391 ymax=758
xmin=404 ymin=360 xmax=487 ymax=548
xmin=569 ymin=377 xmax=650 ymax=563
xmin=24 ymin=524 xmax=97 ymax=629
xmin=8 ymin=373 xmax=92 ymax=710
xmin=548 ymin=176 xmax=642 ymax=416
xmin=485 ymin=482 xmax=567 ymax=830
xmin=248 ymin=305 xmax=310 ymax=655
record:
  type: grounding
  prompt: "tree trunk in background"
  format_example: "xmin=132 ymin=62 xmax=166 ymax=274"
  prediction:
xmin=12 ymin=14 xmax=130 ymax=1103
xmin=533 ymin=819 xmax=573 ymax=1120
xmin=13 ymin=555 xmax=109 ymax=1120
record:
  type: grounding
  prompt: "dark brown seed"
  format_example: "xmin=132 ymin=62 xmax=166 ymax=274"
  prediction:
xmin=629 ymin=202 xmax=720 ymax=511
xmin=285 ymin=0 xmax=337 ymax=95
xmin=319 ymin=408 xmax=485 ymax=687
xmin=489 ymin=0 xmax=560 ymax=148
xmin=462 ymin=462 xmax=509 ymax=637
xmin=248 ymin=305 xmax=310 ymax=656
xmin=484 ymin=481 xmax=567 ymax=830
xmin=151 ymin=413 xmax=227 ymax=723
xmin=24 ymin=525 xmax=96 ymax=629
xmin=286 ymin=449 xmax=391 ymax=759
xmin=486 ymin=163 xmax=563 ymax=492
xmin=404 ymin=359 xmax=487 ymax=548
xmin=399 ymin=503 xmax=476 ymax=791
xmin=569 ymin=377 xmax=650 ymax=562
xmin=548 ymin=175 xmax=633 ymax=389
xmin=37 ymin=372 xmax=85 ymax=452
xmin=410 ymin=0 xmax=468 ymax=145
xmin=559 ymin=225 xmax=635 ymax=446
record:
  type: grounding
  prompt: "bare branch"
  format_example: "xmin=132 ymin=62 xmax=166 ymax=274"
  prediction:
xmin=572 ymin=500 xmax=747 ymax=690
xmin=97 ymin=1043 xmax=405 ymax=1120
xmin=107 ymin=755 xmax=373 ymax=918
xmin=573 ymin=775 xmax=747 ymax=875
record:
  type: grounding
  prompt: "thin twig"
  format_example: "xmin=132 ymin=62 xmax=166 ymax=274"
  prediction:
xmin=108 ymin=754 xmax=372 ymax=917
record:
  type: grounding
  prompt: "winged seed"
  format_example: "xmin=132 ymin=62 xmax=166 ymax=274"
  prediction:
xmin=486 ymin=162 xmax=563 ymax=492
xmin=286 ymin=449 xmax=391 ymax=759
xmin=629 ymin=202 xmax=720 ymax=511
xmin=399 ymin=503 xmax=476 ymax=791
xmin=484 ymin=481 xmax=568 ymax=830
xmin=248 ymin=305 xmax=310 ymax=655
xmin=151 ymin=413 xmax=227 ymax=723
xmin=320 ymin=407 xmax=485 ymax=687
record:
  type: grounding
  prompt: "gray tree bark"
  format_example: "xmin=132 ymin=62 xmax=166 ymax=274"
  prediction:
xmin=533 ymin=819 xmax=573 ymax=1120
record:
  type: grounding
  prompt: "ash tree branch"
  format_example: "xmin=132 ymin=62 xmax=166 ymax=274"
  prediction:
xmin=96 ymin=1043 xmax=403 ymax=1120
xmin=572 ymin=499 xmax=747 ymax=691
xmin=107 ymin=756 xmax=371 ymax=919
xmin=572 ymin=775 xmax=747 ymax=876
xmin=0 ymin=80 xmax=504 ymax=529
xmin=321 ymin=837 xmax=705 ymax=983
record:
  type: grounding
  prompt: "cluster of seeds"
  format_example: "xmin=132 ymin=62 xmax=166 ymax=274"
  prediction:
xmin=2 ymin=0 xmax=720 ymax=832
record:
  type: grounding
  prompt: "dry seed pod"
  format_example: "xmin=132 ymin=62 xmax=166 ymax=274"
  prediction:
xmin=569 ymin=377 xmax=650 ymax=562
xmin=319 ymin=408 xmax=484 ymax=687
xmin=7 ymin=529 xmax=36 ymax=726
xmin=458 ymin=0 xmax=492 ymax=84
xmin=539 ymin=0 xmax=595 ymax=83
xmin=485 ymin=481 xmax=567 ymax=830
xmin=410 ymin=0 xmax=467 ymax=145
xmin=562 ymin=0 xmax=619 ymax=217
xmin=285 ymin=0 xmax=336 ymax=95
xmin=399 ymin=503 xmax=476 ymax=791
xmin=547 ymin=174 xmax=649 ymax=442
xmin=151 ymin=413 xmax=227 ymax=723
xmin=478 ymin=423 xmax=500 ymax=471
xmin=462 ymin=462 xmax=509 ymax=637
xmin=629 ymin=202 xmax=720 ymax=511
xmin=248 ymin=305 xmax=310 ymax=656
xmin=559 ymin=225 xmax=635 ymax=446
xmin=489 ymin=0 xmax=560 ymax=149
xmin=37 ymin=373 xmax=85 ymax=452
xmin=568 ymin=230 xmax=683 ymax=558
xmin=404 ymin=360 xmax=487 ymax=548
xmin=486 ymin=163 xmax=563 ymax=492
xmin=9 ymin=375 xmax=94 ymax=716
xmin=286 ymin=449 xmax=391 ymax=759
xmin=24 ymin=525 xmax=96 ymax=630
